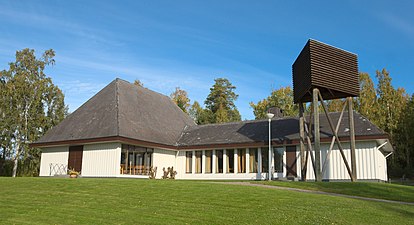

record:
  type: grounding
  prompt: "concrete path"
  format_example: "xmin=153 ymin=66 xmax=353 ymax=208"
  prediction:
xmin=214 ymin=182 xmax=414 ymax=206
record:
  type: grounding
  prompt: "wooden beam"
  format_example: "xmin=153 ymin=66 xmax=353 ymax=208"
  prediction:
xmin=299 ymin=102 xmax=306 ymax=181
xmin=303 ymin=108 xmax=317 ymax=179
xmin=317 ymin=91 xmax=353 ymax=180
xmin=348 ymin=97 xmax=357 ymax=182
xmin=313 ymin=88 xmax=322 ymax=182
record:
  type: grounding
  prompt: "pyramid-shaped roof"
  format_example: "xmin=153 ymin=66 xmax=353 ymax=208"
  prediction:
xmin=35 ymin=78 xmax=195 ymax=146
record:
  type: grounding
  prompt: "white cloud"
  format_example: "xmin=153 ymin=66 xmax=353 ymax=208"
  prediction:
xmin=0 ymin=5 xmax=123 ymax=47
xmin=378 ymin=13 xmax=414 ymax=40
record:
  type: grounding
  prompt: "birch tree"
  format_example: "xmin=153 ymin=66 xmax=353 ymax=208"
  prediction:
xmin=0 ymin=49 xmax=66 ymax=177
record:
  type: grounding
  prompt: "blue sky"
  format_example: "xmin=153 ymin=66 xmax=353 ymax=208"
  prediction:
xmin=1 ymin=1 xmax=413 ymax=120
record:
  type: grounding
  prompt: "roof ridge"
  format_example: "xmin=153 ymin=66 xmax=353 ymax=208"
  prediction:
xmin=116 ymin=78 xmax=171 ymax=100
xmin=183 ymin=111 xmax=347 ymax=130
xmin=115 ymin=78 xmax=120 ymax=136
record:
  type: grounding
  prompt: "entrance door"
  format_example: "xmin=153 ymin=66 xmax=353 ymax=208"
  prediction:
xmin=286 ymin=146 xmax=297 ymax=177
xmin=68 ymin=145 xmax=83 ymax=172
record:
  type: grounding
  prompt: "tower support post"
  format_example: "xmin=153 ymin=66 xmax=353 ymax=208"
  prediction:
xmin=313 ymin=88 xmax=322 ymax=182
xmin=348 ymin=97 xmax=357 ymax=182
xmin=299 ymin=102 xmax=306 ymax=181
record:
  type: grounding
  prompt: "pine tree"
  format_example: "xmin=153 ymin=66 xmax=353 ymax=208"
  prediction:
xmin=205 ymin=78 xmax=241 ymax=123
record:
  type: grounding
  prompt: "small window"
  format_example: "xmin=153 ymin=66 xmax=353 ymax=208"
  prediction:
xmin=227 ymin=149 xmax=234 ymax=173
xmin=249 ymin=148 xmax=258 ymax=173
xmin=186 ymin=151 xmax=193 ymax=173
xmin=205 ymin=150 xmax=212 ymax=173
xmin=237 ymin=149 xmax=246 ymax=173
xmin=216 ymin=150 xmax=223 ymax=173
xmin=195 ymin=151 xmax=202 ymax=173
xmin=261 ymin=148 xmax=269 ymax=173
xmin=274 ymin=147 xmax=284 ymax=173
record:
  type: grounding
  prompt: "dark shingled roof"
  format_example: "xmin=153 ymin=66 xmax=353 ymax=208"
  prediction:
xmin=35 ymin=78 xmax=388 ymax=149
xmin=177 ymin=112 xmax=386 ymax=147
xmin=35 ymin=78 xmax=196 ymax=146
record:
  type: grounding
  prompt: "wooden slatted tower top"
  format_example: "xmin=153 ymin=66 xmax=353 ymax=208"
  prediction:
xmin=292 ymin=39 xmax=359 ymax=103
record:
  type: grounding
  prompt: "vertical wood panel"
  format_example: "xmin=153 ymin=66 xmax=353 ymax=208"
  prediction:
xmin=82 ymin=142 xmax=121 ymax=177
xmin=39 ymin=146 xmax=69 ymax=176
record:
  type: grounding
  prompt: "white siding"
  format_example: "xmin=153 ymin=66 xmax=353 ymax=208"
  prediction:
xmin=152 ymin=148 xmax=177 ymax=179
xmin=82 ymin=143 xmax=121 ymax=177
xmin=39 ymin=146 xmax=69 ymax=176
xmin=304 ymin=141 xmax=388 ymax=181
xmin=376 ymin=148 xmax=388 ymax=181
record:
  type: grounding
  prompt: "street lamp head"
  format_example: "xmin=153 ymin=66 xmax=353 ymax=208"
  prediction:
xmin=266 ymin=112 xmax=275 ymax=119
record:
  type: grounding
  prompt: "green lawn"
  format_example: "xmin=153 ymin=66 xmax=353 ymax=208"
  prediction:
xmin=255 ymin=181 xmax=414 ymax=203
xmin=0 ymin=178 xmax=413 ymax=225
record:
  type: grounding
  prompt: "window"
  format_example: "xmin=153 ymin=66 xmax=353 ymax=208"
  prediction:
xmin=216 ymin=150 xmax=223 ymax=173
xmin=261 ymin=148 xmax=269 ymax=173
xmin=186 ymin=151 xmax=193 ymax=173
xmin=121 ymin=144 xmax=153 ymax=175
xmin=195 ymin=151 xmax=202 ymax=173
xmin=205 ymin=150 xmax=212 ymax=173
xmin=237 ymin=149 xmax=246 ymax=173
xmin=274 ymin=147 xmax=284 ymax=173
xmin=249 ymin=148 xmax=258 ymax=173
xmin=227 ymin=149 xmax=234 ymax=173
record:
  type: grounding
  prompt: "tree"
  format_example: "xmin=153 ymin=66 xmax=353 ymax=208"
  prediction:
xmin=355 ymin=73 xmax=377 ymax=122
xmin=0 ymin=49 xmax=67 ymax=177
xmin=326 ymin=99 xmax=346 ymax=112
xmin=250 ymin=86 xmax=297 ymax=119
xmin=189 ymin=101 xmax=213 ymax=125
xmin=170 ymin=87 xmax=190 ymax=113
xmin=394 ymin=95 xmax=414 ymax=176
xmin=134 ymin=79 xmax=144 ymax=87
xmin=205 ymin=78 xmax=241 ymax=123
xmin=375 ymin=69 xmax=408 ymax=138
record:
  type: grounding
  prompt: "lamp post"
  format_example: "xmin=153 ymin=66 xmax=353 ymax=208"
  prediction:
xmin=266 ymin=112 xmax=274 ymax=181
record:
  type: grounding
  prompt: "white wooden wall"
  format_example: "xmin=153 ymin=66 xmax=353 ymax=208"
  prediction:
xmin=81 ymin=142 xmax=121 ymax=177
xmin=305 ymin=141 xmax=387 ymax=181
xmin=38 ymin=140 xmax=388 ymax=181
xmin=152 ymin=148 xmax=177 ymax=179
xmin=39 ymin=146 xmax=69 ymax=176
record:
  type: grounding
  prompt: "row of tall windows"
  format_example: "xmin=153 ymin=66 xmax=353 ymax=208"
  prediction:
xmin=120 ymin=144 xmax=153 ymax=175
xmin=185 ymin=148 xmax=285 ymax=174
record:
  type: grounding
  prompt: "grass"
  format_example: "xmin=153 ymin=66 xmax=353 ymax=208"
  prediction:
xmin=0 ymin=178 xmax=413 ymax=225
xmin=255 ymin=181 xmax=414 ymax=203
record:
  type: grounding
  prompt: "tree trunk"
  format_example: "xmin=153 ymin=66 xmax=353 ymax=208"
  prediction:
xmin=12 ymin=142 xmax=20 ymax=177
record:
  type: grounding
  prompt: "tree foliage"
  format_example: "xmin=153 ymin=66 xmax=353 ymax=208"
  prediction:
xmin=355 ymin=72 xmax=377 ymax=120
xmin=204 ymin=78 xmax=241 ymax=123
xmin=0 ymin=49 xmax=67 ymax=177
xmin=134 ymin=79 xmax=144 ymax=87
xmin=189 ymin=78 xmax=241 ymax=125
xmin=250 ymin=86 xmax=298 ymax=119
xmin=170 ymin=87 xmax=190 ymax=113
xmin=189 ymin=101 xmax=212 ymax=125
xmin=394 ymin=95 xmax=414 ymax=173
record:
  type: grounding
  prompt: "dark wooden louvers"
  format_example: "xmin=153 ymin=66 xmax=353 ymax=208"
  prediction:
xmin=292 ymin=39 xmax=359 ymax=103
